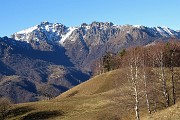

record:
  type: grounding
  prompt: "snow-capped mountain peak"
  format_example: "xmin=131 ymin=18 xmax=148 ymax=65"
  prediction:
xmin=12 ymin=21 xmax=71 ymax=44
xmin=11 ymin=21 xmax=180 ymax=47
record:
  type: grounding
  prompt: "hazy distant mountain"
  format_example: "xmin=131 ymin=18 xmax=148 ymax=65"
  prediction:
xmin=0 ymin=21 xmax=179 ymax=103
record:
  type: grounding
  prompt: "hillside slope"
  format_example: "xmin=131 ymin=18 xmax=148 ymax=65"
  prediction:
xmin=142 ymin=101 xmax=180 ymax=120
xmin=4 ymin=68 xmax=180 ymax=120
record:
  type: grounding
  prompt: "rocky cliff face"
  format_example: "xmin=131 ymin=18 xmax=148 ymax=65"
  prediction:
xmin=0 ymin=21 xmax=179 ymax=103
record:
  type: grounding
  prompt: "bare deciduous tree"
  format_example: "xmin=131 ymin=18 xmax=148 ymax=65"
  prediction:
xmin=153 ymin=42 xmax=169 ymax=107
xmin=126 ymin=47 xmax=141 ymax=120
xmin=141 ymin=47 xmax=151 ymax=114
xmin=166 ymin=40 xmax=180 ymax=104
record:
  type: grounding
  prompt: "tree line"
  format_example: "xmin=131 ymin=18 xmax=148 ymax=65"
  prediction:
xmin=93 ymin=39 xmax=180 ymax=120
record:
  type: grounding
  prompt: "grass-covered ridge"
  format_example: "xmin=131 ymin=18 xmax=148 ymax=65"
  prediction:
xmin=2 ymin=67 xmax=180 ymax=120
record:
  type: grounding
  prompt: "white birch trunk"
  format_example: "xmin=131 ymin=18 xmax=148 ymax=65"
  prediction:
xmin=143 ymin=70 xmax=151 ymax=114
xmin=171 ymin=51 xmax=176 ymax=104
xmin=160 ymin=52 xmax=169 ymax=107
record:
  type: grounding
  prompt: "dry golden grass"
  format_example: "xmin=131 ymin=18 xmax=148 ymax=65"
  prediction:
xmin=142 ymin=101 xmax=180 ymax=120
xmin=4 ymin=68 xmax=180 ymax=120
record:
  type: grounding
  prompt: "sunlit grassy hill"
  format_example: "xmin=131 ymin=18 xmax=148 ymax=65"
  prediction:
xmin=4 ymin=68 xmax=180 ymax=120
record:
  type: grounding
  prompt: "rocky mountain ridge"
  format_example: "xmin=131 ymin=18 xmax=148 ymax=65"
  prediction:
xmin=0 ymin=21 xmax=179 ymax=103
xmin=12 ymin=21 xmax=179 ymax=44
xmin=11 ymin=21 xmax=180 ymax=70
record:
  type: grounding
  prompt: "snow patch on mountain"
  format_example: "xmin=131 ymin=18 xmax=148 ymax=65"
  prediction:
xmin=16 ymin=26 xmax=38 ymax=34
xmin=60 ymin=27 xmax=77 ymax=44
xmin=85 ymin=25 xmax=90 ymax=30
xmin=155 ymin=27 xmax=170 ymax=37
xmin=154 ymin=26 xmax=178 ymax=37
xmin=133 ymin=25 xmax=142 ymax=28
xmin=162 ymin=26 xmax=173 ymax=35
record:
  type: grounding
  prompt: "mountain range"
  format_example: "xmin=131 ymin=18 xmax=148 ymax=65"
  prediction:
xmin=0 ymin=21 xmax=180 ymax=103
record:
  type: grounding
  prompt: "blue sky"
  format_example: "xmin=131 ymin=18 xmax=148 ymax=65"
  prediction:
xmin=0 ymin=0 xmax=180 ymax=37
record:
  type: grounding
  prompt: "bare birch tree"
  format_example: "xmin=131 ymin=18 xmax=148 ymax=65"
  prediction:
xmin=126 ymin=47 xmax=141 ymax=120
xmin=141 ymin=47 xmax=151 ymax=114
xmin=154 ymin=43 xmax=169 ymax=107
